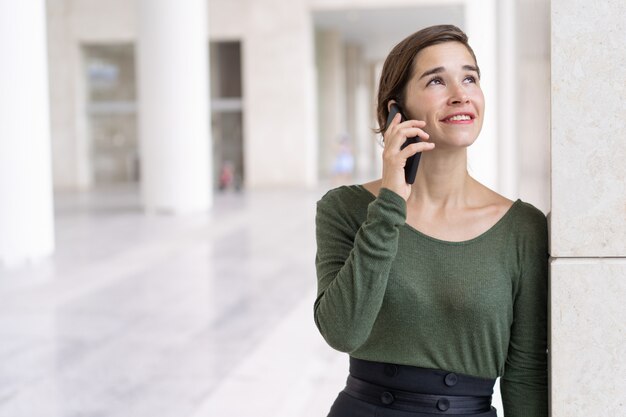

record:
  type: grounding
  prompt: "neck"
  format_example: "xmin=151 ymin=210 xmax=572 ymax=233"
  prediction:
xmin=408 ymin=148 xmax=473 ymax=207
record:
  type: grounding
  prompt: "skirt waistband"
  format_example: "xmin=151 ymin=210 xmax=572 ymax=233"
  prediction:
xmin=349 ymin=357 xmax=496 ymax=397
xmin=344 ymin=375 xmax=493 ymax=414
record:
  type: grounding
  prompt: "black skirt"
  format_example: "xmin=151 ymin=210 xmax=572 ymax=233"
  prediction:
xmin=327 ymin=357 xmax=498 ymax=417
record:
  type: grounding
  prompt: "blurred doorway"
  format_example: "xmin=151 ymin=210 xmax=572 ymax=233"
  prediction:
xmin=84 ymin=44 xmax=139 ymax=184
xmin=210 ymin=41 xmax=244 ymax=191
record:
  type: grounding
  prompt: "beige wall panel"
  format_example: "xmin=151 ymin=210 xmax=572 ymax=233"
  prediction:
xmin=550 ymin=260 xmax=626 ymax=417
xmin=208 ymin=0 xmax=248 ymax=39
xmin=550 ymin=0 xmax=626 ymax=257
xmin=71 ymin=0 xmax=136 ymax=41
xmin=243 ymin=0 xmax=317 ymax=187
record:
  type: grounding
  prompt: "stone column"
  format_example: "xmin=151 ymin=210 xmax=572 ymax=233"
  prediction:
xmin=244 ymin=0 xmax=317 ymax=187
xmin=465 ymin=0 xmax=498 ymax=191
xmin=370 ymin=61 xmax=384 ymax=177
xmin=516 ymin=0 xmax=550 ymax=212
xmin=550 ymin=1 xmax=626 ymax=416
xmin=496 ymin=0 xmax=518 ymax=199
xmin=137 ymin=0 xmax=212 ymax=213
xmin=316 ymin=29 xmax=346 ymax=180
xmin=345 ymin=43 xmax=373 ymax=181
xmin=0 ymin=0 xmax=55 ymax=267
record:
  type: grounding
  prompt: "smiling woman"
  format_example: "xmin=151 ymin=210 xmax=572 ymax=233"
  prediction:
xmin=314 ymin=25 xmax=548 ymax=417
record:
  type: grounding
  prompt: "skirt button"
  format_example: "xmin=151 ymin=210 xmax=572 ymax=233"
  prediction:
xmin=444 ymin=372 xmax=458 ymax=387
xmin=380 ymin=391 xmax=395 ymax=405
xmin=437 ymin=397 xmax=450 ymax=411
xmin=384 ymin=364 xmax=398 ymax=377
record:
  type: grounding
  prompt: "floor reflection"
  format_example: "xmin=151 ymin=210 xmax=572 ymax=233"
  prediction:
xmin=0 ymin=185 xmax=346 ymax=417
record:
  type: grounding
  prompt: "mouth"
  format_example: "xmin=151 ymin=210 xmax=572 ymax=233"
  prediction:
xmin=440 ymin=112 xmax=476 ymax=124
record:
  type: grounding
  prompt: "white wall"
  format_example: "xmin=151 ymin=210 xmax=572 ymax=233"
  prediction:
xmin=516 ymin=0 xmax=550 ymax=212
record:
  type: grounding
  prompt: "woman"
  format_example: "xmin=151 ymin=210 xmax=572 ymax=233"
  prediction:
xmin=314 ymin=25 xmax=548 ymax=417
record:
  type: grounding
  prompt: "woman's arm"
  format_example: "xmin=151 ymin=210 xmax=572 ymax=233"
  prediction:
xmin=314 ymin=187 xmax=405 ymax=353
xmin=500 ymin=207 xmax=549 ymax=417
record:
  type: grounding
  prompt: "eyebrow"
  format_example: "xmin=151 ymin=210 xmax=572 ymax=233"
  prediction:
xmin=418 ymin=65 xmax=481 ymax=80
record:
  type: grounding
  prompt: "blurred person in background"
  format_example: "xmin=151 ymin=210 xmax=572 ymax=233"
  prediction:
xmin=331 ymin=133 xmax=355 ymax=185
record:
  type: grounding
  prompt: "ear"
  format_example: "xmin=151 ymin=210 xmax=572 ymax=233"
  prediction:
xmin=387 ymin=99 xmax=397 ymax=112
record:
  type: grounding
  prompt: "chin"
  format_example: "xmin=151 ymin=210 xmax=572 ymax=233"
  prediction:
xmin=432 ymin=135 xmax=478 ymax=149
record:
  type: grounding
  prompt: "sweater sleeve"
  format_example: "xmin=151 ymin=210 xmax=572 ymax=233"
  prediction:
xmin=314 ymin=188 xmax=406 ymax=353
xmin=500 ymin=208 xmax=549 ymax=417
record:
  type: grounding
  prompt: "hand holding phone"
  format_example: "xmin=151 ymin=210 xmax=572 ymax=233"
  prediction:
xmin=385 ymin=103 xmax=422 ymax=184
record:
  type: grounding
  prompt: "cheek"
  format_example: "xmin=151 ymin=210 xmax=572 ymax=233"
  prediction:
xmin=473 ymin=89 xmax=485 ymax=111
xmin=415 ymin=92 xmax=445 ymax=119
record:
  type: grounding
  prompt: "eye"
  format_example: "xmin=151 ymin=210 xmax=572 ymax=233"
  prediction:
xmin=427 ymin=76 xmax=444 ymax=86
xmin=463 ymin=75 xmax=477 ymax=83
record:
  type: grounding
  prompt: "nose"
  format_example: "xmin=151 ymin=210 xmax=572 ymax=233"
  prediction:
xmin=448 ymin=85 xmax=470 ymax=105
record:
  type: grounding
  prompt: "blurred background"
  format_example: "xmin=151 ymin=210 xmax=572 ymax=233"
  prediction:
xmin=0 ymin=0 xmax=551 ymax=416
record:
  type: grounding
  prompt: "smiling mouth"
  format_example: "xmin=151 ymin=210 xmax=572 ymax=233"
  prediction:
xmin=441 ymin=114 xmax=474 ymax=123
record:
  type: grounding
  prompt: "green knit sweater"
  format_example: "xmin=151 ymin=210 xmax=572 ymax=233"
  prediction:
xmin=314 ymin=185 xmax=548 ymax=417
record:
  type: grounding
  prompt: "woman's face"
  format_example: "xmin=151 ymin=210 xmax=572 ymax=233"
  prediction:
xmin=402 ymin=41 xmax=484 ymax=149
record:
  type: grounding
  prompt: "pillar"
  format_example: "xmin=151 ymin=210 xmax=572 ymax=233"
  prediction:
xmin=0 ymin=0 xmax=55 ymax=267
xmin=495 ymin=0 xmax=518 ymax=200
xmin=465 ymin=0 xmax=498 ymax=191
xmin=137 ymin=0 xmax=212 ymax=213
xmin=370 ymin=61 xmax=384 ymax=177
xmin=316 ymin=29 xmax=346 ymax=180
xmin=345 ymin=43 xmax=373 ymax=181
xmin=516 ymin=0 xmax=550 ymax=212
xmin=550 ymin=0 xmax=626 ymax=415
xmin=244 ymin=0 xmax=317 ymax=187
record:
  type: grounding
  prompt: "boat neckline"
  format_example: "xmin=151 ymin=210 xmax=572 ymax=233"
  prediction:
xmin=353 ymin=184 xmax=522 ymax=246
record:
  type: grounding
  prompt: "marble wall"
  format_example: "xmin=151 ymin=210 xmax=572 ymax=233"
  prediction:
xmin=550 ymin=261 xmax=626 ymax=416
xmin=550 ymin=0 xmax=626 ymax=415
xmin=551 ymin=0 xmax=626 ymax=257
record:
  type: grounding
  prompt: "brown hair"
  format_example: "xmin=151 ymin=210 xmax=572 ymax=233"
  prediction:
xmin=376 ymin=24 xmax=479 ymax=134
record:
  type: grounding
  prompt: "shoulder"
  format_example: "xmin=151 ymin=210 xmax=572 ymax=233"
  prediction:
xmin=318 ymin=183 xmax=375 ymax=208
xmin=512 ymin=200 xmax=548 ymax=235
xmin=508 ymin=200 xmax=549 ymax=258
xmin=315 ymin=185 xmax=375 ymax=231
xmin=317 ymin=184 xmax=373 ymax=224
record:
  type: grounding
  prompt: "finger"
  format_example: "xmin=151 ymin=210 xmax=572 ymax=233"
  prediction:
xmin=386 ymin=120 xmax=428 ymax=146
xmin=388 ymin=120 xmax=426 ymax=140
xmin=399 ymin=141 xmax=435 ymax=159
xmin=383 ymin=113 xmax=402 ymax=142
xmin=385 ymin=129 xmax=430 ymax=152
xmin=392 ymin=112 xmax=402 ymax=124
xmin=397 ymin=119 xmax=427 ymax=129
xmin=387 ymin=112 xmax=402 ymax=129
xmin=396 ymin=127 xmax=430 ymax=141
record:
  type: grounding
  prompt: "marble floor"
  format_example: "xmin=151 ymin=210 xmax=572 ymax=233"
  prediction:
xmin=0 ymin=184 xmax=502 ymax=417
xmin=0 ymin=184 xmax=348 ymax=417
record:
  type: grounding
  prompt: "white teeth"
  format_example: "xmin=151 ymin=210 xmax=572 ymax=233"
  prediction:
xmin=447 ymin=114 xmax=471 ymax=121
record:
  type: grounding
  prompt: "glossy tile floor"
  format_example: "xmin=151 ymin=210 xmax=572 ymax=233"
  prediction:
xmin=0 ymin=184 xmax=503 ymax=417
xmin=0 ymin=184 xmax=348 ymax=417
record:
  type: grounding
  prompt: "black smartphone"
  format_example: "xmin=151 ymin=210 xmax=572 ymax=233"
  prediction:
xmin=385 ymin=103 xmax=421 ymax=184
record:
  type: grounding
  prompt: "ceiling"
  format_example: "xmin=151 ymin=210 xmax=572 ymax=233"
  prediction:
xmin=313 ymin=5 xmax=465 ymax=61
